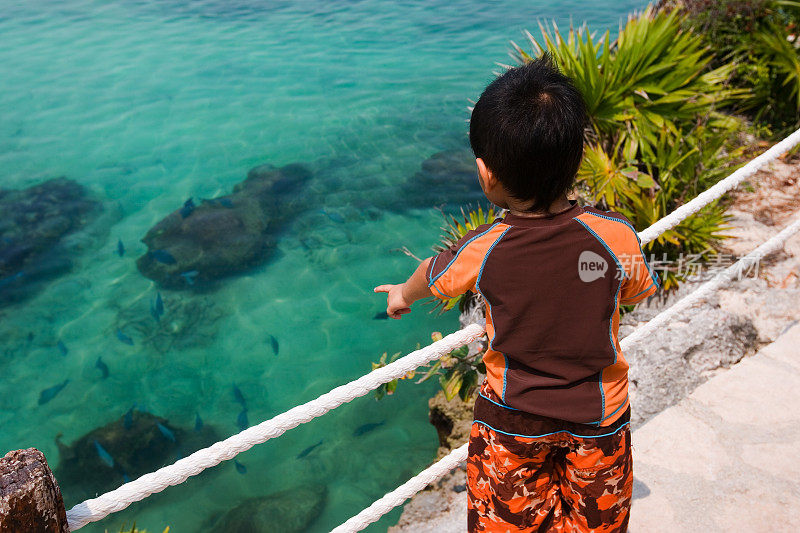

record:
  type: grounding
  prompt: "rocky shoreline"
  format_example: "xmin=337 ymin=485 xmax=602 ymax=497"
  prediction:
xmin=388 ymin=156 xmax=800 ymax=532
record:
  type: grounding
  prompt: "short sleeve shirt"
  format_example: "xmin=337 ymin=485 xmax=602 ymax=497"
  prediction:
xmin=426 ymin=201 xmax=659 ymax=427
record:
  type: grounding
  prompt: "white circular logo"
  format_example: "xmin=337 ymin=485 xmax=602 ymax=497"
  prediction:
xmin=578 ymin=251 xmax=608 ymax=282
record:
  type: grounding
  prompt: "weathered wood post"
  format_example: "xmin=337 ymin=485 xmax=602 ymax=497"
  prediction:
xmin=0 ymin=448 xmax=69 ymax=532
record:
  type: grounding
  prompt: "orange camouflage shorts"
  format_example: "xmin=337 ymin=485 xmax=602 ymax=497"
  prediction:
xmin=467 ymin=384 xmax=632 ymax=532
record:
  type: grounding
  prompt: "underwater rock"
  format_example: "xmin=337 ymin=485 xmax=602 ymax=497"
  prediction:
xmin=211 ymin=485 xmax=327 ymax=533
xmin=136 ymin=163 xmax=312 ymax=289
xmin=406 ymin=149 xmax=484 ymax=209
xmin=54 ymin=408 xmax=221 ymax=505
xmin=0 ymin=178 xmax=102 ymax=305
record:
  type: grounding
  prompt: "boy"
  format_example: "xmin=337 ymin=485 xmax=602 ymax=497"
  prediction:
xmin=374 ymin=55 xmax=658 ymax=532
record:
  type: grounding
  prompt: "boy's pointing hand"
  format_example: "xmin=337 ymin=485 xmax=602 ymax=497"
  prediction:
xmin=374 ymin=284 xmax=412 ymax=319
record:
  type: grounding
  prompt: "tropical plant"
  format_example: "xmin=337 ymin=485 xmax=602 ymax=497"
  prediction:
xmin=430 ymin=204 xmax=501 ymax=312
xmin=416 ymin=332 xmax=485 ymax=401
xmin=512 ymin=6 xmax=747 ymax=289
xmin=662 ymin=0 xmax=800 ymax=135
xmin=370 ymin=332 xmax=487 ymax=402
xmin=371 ymin=351 xmax=416 ymax=400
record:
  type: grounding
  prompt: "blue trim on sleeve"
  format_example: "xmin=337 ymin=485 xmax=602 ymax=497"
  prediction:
xmin=584 ymin=211 xmax=659 ymax=286
xmin=478 ymin=392 xmax=520 ymax=411
xmin=430 ymin=282 xmax=453 ymax=300
xmin=474 ymin=226 xmax=511 ymax=402
xmin=426 ymin=255 xmax=437 ymax=285
xmin=574 ymin=218 xmax=627 ymax=281
xmin=428 ymin=222 xmax=502 ymax=287
xmin=502 ymin=355 xmax=509 ymax=402
xmin=621 ymin=280 xmax=658 ymax=303
xmin=472 ymin=419 xmax=630 ymax=439
xmin=599 ymin=393 xmax=630 ymax=423
xmin=575 ymin=217 xmax=626 ymax=424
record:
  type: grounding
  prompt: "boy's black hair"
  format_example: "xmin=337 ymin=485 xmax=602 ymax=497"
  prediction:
xmin=469 ymin=54 xmax=587 ymax=212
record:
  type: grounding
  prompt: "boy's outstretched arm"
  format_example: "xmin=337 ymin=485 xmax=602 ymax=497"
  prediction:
xmin=374 ymin=257 xmax=433 ymax=319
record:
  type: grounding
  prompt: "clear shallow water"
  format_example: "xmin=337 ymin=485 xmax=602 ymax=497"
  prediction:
xmin=0 ymin=1 xmax=645 ymax=531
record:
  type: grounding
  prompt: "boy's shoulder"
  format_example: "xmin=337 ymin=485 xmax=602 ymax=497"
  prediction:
xmin=579 ymin=205 xmax=636 ymax=230
xmin=445 ymin=218 xmax=507 ymax=252
xmin=576 ymin=206 xmax=641 ymax=243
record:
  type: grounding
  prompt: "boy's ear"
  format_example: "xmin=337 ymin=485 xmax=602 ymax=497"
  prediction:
xmin=476 ymin=158 xmax=497 ymax=191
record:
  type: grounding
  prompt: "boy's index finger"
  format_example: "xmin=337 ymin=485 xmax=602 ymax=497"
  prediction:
xmin=373 ymin=285 xmax=393 ymax=293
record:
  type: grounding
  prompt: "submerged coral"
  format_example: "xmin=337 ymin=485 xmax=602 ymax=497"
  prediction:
xmin=0 ymin=178 xmax=104 ymax=306
xmin=113 ymin=293 xmax=227 ymax=354
xmin=405 ymin=149 xmax=484 ymax=209
xmin=54 ymin=408 xmax=222 ymax=506
xmin=136 ymin=163 xmax=311 ymax=289
xmin=208 ymin=485 xmax=328 ymax=533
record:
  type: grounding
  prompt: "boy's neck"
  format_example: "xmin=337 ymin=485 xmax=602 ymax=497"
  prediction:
xmin=507 ymin=195 xmax=573 ymax=218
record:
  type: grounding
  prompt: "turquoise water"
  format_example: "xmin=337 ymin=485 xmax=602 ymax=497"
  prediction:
xmin=0 ymin=1 xmax=646 ymax=531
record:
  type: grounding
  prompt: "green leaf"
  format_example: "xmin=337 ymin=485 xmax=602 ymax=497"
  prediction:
xmin=636 ymin=174 xmax=656 ymax=188
xmin=440 ymin=373 xmax=464 ymax=402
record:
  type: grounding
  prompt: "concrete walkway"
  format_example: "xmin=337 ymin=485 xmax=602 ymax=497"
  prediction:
xmin=630 ymin=321 xmax=800 ymax=532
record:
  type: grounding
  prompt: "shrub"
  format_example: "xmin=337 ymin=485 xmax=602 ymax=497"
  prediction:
xmin=661 ymin=0 xmax=800 ymax=135
xmin=512 ymin=6 xmax=747 ymax=289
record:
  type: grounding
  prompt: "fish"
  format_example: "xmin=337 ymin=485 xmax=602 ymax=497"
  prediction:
xmin=149 ymin=249 xmax=177 ymax=265
xmin=95 ymin=357 xmax=109 ymax=379
xmin=93 ymin=440 xmax=115 ymax=467
xmin=157 ymin=422 xmax=176 ymax=443
xmin=232 ymin=384 xmax=247 ymax=409
xmin=124 ymin=407 xmax=134 ymax=429
xmin=57 ymin=340 xmax=68 ymax=356
xmin=237 ymin=409 xmax=249 ymax=431
xmin=122 ymin=471 xmax=130 ymax=483
xmin=296 ymin=440 xmax=323 ymax=459
xmin=115 ymin=328 xmax=134 ymax=345
xmin=195 ymin=413 xmax=203 ymax=431
xmin=321 ymin=209 xmax=345 ymax=223
xmin=373 ymin=312 xmax=389 ymax=320
xmin=180 ymin=198 xmax=195 ymax=218
xmin=151 ymin=292 xmax=165 ymax=322
xmin=353 ymin=421 xmax=385 ymax=437
xmin=0 ymin=271 xmax=24 ymax=289
xmin=179 ymin=270 xmax=199 ymax=285
xmin=38 ymin=379 xmax=69 ymax=405
xmin=234 ymin=460 xmax=247 ymax=474
xmin=155 ymin=292 xmax=164 ymax=316
xmin=117 ymin=239 xmax=125 ymax=257
xmin=266 ymin=334 xmax=279 ymax=355
xmin=150 ymin=301 xmax=161 ymax=323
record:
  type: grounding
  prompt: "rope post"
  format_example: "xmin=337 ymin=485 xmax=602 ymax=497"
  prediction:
xmin=0 ymin=448 xmax=70 ymax=532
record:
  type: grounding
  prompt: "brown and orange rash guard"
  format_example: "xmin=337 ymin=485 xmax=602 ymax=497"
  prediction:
xmin=426 ymin=201 xmax=659 ymax=429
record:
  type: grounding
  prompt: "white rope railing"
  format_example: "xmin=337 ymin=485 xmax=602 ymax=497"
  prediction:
xmin=331 ymin=443 xmax=470 ymax=533
xmin=65 ymin=325 xmax=485 ymax=531
xmin=333 ymin=212 xmax=800 ymax=533
xmin=63 ymin=129 xmax=800 ymax=531
xmin=621 ymin=214 xmax=800 ymax=350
